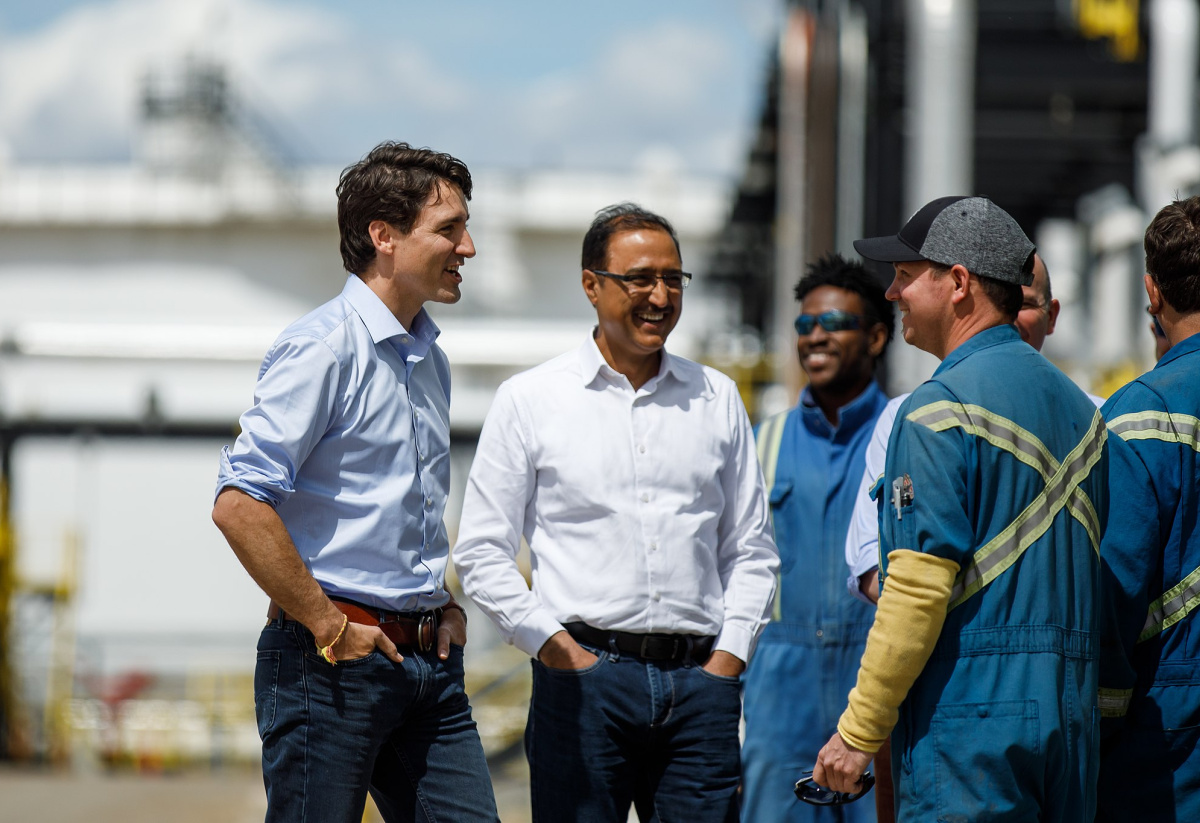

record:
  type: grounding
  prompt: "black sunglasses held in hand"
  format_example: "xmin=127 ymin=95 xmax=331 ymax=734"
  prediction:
xmin=793 ymin=310 xmax=866 ymax=336
xmin=794 ymin=769 xmax=875 ymax=806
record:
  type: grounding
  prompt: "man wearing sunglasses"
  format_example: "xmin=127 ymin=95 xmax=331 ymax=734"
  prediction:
xmin=455 ymin=202 xmax=779 ymax=821
xmin=1096 ymin=196 xmax=1200 ymax=822
xmin=741 ymin=253 xmax=892 ymax=823
xmin=814 ymin=196 xmax=1108 ymax=822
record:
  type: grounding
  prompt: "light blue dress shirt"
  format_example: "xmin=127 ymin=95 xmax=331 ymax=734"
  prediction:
xmin=217 ymin=274 xmax=452 ymax=613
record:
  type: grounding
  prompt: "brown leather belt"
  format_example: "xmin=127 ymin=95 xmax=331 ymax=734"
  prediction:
xmin=268 ymin=599 xmax=440 ymax=653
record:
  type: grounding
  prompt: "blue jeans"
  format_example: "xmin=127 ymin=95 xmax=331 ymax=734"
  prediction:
xmin=254 ymin=619 xmax=499 ymax=823
xmin=525 ymin=646 xmax=742 ymax=823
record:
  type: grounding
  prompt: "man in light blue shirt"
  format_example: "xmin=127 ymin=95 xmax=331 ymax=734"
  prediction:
xmin=212 ymin=141 xmax=498 ymax=823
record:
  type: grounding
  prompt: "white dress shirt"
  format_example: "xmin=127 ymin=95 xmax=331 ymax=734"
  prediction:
xmin=453 ymin=335 xmax=779 ymax=661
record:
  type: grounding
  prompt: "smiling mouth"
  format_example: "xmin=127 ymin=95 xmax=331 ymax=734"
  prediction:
xmin=445 ymin=264 xmax=462 ymax=282
xmin=634 ymin=309 xmax=668 ymax=324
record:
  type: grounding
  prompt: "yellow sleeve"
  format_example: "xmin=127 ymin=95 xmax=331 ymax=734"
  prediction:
xmin=836 ymin=549 xmax=959 ymax=753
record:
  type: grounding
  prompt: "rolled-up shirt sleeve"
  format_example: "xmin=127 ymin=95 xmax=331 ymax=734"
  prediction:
xmin=216 ymin=334 xmax=340 ymax=507
xmin=712 ymin=387 xmax=780 ymax=662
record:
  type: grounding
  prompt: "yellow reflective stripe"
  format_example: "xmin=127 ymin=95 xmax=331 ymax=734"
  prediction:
xmin=1139 ymin=562 xmax=1200 ymax=643
xmin=950 ymin=412 xmax=1106 ymax=608
xmin=756 ymin=411 xmax=788 ymax=493
xmin=1098 ymin=687 xmax=1133 ymax=718
xmin=908 ymin=402 xmax=1104 ymax=554
xmin=1108 ymin=411 xmax=1200 ymax=452
xmin=755 ymin=411 xmax=789 ymax=622
xmin=1067 ymin=493 xmax=1102 ymax=555
xmin=909 ymin=401 xmax=1058 ymax=473
xmin=905 ymin=402 xmax=1107 ymax=609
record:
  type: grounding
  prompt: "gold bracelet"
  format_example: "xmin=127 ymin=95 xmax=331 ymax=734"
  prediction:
xmin=318 ymin=614 xmax=349 ymax=665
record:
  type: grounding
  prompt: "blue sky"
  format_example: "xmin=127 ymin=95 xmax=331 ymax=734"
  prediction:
xmin=0 ymin=0 xmax=782 ymax=176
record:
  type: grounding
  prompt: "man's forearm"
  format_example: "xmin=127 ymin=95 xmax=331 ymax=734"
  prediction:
xmin=212 ymin=487 xmax=345 ymax=646
xmin=837 ymin=549 xmax=958 ymax=752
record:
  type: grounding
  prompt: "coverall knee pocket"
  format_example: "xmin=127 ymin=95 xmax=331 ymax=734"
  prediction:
xmin=931 ymin=700 xmax=1040 ymax=822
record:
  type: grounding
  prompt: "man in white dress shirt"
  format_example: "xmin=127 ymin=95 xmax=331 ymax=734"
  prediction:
xmin=454 ymin=202 xmax=779 ymax=822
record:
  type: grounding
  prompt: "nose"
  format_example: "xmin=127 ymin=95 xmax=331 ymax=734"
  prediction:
xmin=458 ymin=228 xmax=476 ymax=259
xmin=885 ymin=275 xmax=901 ymax=302
xmin=647 ymin=277 xmax=672 ymax=305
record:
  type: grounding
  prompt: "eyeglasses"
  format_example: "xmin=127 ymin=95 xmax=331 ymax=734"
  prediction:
xmin=794 ymin=770 xmax=875 ymax=807
xmin=793 ymin=310 xmax=867 ymax=336
xmin=591 ymin=270 xmax=692 ymax=293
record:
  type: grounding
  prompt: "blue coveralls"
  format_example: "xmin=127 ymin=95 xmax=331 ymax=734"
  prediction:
xmin=877 ymin=325 xmax=1107 ymax=822
xmin=1098 ymin=331 xmax=1200 ymax=822
xmin=742 ymin=383 xmax=887 ymax=823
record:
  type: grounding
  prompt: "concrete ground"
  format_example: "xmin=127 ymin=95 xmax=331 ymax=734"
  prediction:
xmin=0 ymin=757 xmax=533 ymax=823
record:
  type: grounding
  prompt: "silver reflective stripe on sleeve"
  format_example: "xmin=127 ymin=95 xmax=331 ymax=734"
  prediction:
xmin=1106 ymin=411 xmax=1200 ymax=642
xmin=1098 ymin=687 xmax=1133 ymax=718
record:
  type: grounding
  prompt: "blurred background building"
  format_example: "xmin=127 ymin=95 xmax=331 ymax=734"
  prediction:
xmin=1 ymin=0 xmax=1198 ymax=818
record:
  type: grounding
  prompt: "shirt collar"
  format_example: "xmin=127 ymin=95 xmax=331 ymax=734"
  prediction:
xmin=578 ymin=329 xmax=679 ymax=389
xmin=340 ymin=274 xmax=441 ymax=346
xmin=800 ymin=380 xmax=885 ymax=436
xmin=1154 ymin=328 xmax=1200 ymax=370
xmin=934 ymin=323 xmax=1021 ymax=376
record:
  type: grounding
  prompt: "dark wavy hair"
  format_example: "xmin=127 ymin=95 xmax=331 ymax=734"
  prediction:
xmin=1145 ymin=196 xmax=1200 ymax=313
xmin=581 ymin=202 xmax=680 ymax=272
xmin=794 ymin=253 xmax=896 ymax=353
xmin=336 ymin=141 xmax=473 ymax=274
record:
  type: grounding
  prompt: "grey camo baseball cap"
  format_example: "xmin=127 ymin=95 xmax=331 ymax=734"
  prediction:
xmin=853 ymin=196 xmax=1036 ymax=286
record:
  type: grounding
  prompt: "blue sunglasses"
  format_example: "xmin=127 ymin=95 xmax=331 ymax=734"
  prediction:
xmin=794 ymin=310 xmax=867 ymax=336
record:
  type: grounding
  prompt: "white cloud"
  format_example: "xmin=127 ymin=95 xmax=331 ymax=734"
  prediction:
xmin=0 ymin=0 xmax=768 ymax=176
xmin=0 ymin=0 xmax=471 ymax=162
xmin=498 ymin=20 xmax=752 ymax=174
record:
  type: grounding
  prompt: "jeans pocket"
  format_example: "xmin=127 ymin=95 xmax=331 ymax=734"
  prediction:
xmin=695 ymin=665 xmax=742 ymax=686
xmin=932 ymin=700 xmax=1040 ymax=822
xmin=536 ymin=651 xmax=608 ymax=676
xmin=254 ymin=650 xmax=281 ymax=738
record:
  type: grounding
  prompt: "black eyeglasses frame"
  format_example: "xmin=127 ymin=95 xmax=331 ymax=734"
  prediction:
xmin=590 ymin=269 xmax=692 ymax=292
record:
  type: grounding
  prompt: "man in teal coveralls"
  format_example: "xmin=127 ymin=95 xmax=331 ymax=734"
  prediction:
xmin=1098 ymin=196 xmax=1200 ymax=822
xmin=742 ymin=253 xmax=892 ymax=823
xmin=814 ymin=196 xmax=1109 ymax=822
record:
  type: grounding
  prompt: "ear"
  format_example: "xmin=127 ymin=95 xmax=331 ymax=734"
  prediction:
xmin=582 ymin=269 xmax=600 ymax=307
xmin=368 ymin=220 xmax=397 ymax=257
xmin=1145 ymin=273 xmax=1164 ymax=314
xmin=1046 ymin=298 xmax=1061 ymax=336
xmin=866 ymin=321 xmax=889 ymax=358
xmin=948 ymin=264 xmax=972 ymax=305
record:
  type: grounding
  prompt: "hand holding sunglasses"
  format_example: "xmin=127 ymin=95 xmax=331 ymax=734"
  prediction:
xmin=794 ymin=769 xmax=875 ymax=806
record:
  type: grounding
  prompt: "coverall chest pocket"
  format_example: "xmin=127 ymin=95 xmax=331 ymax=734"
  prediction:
xmin=931 ymin=700 xmax=1041 ymax=822
xmin=768 ymin=480 xmax=794 ymax=572
xmin=876 ymin=475 xmax=916 ymax=554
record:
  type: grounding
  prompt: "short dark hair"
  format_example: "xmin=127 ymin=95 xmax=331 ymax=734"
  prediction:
xmin=976 ymin=274 xmax=1023 ymax=318
xmin=794 ymin=253 xmax=895 ymax=353
xmin=336 ymin=141 xmax=473 ymax=274
xmin=1144 ymin=196 xmax=1200 ymax=313
xmin=581 ymin=202 xmax=680 ymax=272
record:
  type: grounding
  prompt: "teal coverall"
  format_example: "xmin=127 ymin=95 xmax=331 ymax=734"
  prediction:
xmin=877 ymin=325 xmax=1108 ymax=822
xmin=1098 ymin=331 xmax=1200 ymax=822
